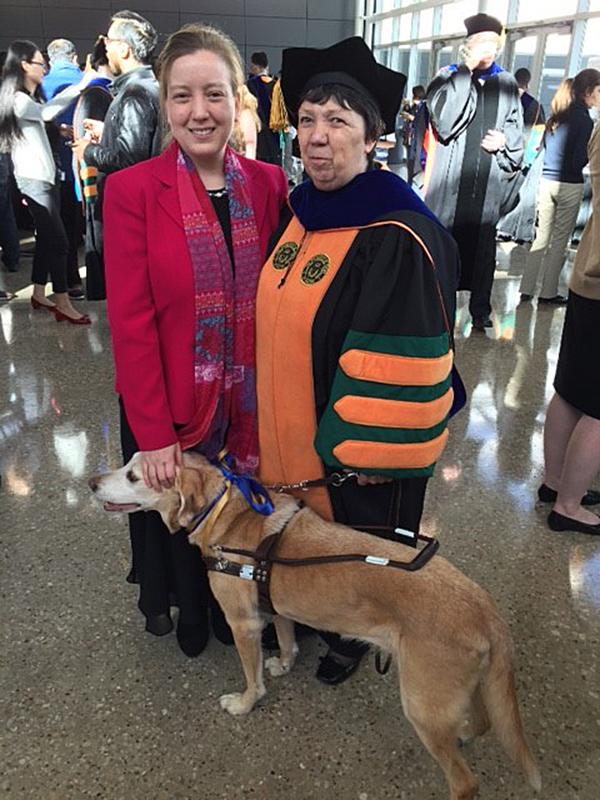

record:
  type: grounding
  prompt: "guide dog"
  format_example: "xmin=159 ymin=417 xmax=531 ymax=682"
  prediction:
xmin=89 ymin=451 xmax=541 ymax=800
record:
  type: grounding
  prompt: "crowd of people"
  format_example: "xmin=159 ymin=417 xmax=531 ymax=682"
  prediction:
xmin=1 ymin=10 xmax=599 ymax=682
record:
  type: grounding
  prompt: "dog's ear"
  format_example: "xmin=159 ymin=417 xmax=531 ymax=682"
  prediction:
xmin=174 ymin=467 xmax=205 ymax=530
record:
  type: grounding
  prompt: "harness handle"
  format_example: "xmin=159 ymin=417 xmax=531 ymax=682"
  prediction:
xmin=213 ymin=533 xmax=439 ymax=573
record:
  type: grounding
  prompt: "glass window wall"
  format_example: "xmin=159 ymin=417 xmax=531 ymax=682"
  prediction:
xmin=440 ymin=0 xmax=479 ymax=35
xmin=363 ymin=0 xmax=600 ymax=98
xmin=517 ymin=0 xmax=579 ymax=22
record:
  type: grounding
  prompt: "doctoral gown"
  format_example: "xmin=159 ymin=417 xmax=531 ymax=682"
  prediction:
xmin=256 ymin=169 xmax=462 ymax=538
xmin=419 ymin=64 xmax=522 ymax=310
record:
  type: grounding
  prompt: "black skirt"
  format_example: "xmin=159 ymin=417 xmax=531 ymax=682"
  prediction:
xmin=554 ymin=290 xmax=600 ymax=419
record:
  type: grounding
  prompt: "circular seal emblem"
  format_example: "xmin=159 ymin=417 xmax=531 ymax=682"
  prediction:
xmin=272 ymin=241 xmax=299 ymax=271
xmin=301 ymin=254 xmax=330 ymax=285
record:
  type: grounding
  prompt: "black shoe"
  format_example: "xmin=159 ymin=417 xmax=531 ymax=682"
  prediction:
xmin=538 ymin=483 xmax=600 ymax=506
xmin=176 ymin=619 xmax=209 ymax=657
xmin=126 ymin=566 xmax=139 ymax=584
xmin=316 ymin=650 xmax=364 ymax=685
xmin=538 ymin=295 xmax=567 ymax=305
xmin=472 ymin=316 xmax=493 ymax=331
xmin=547 ymin=510 xmax=600 ymax=535
xmin=210 ymin=601 xmax=234 ymax=645
xmin=262 ymin=622 xmax=278 ymax=650
xmin=145 ymin=612 xmax=173 ymax=636
xmin=519 ymin=293 xmax=532 ymax=302
xmin=68 ymin=287 xmax=85 ymax=300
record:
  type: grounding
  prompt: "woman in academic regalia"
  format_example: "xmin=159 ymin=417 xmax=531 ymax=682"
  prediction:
xmin=255 ymin=37 xmax=463 ymax=684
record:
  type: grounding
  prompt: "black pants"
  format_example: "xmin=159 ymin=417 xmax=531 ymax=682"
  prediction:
xmin=119 ymin=401 xmax=209 ymax=625
xmin=19 ymin=179 xmax=69 ymax=294
xmin=59 ymin=180 xmax=84 ymax=289
xmin=0 ymin=155 xmax=20 ymax=270
xmin=320 ymin=476 xmax=429 ymax=659
xmin=454 ymin=221 xmax=498 ymax=321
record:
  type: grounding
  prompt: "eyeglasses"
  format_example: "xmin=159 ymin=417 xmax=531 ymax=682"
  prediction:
xmin=29 ymin=60 xmax=47 ymax=69
xmin=103 ymin=35 xmax=126 ymax=46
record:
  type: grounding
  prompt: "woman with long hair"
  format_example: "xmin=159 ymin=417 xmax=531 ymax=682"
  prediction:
xmin=230 ymin=83 xmax=260 ymax=159
xmin=519 ymin=69 xmax=600 ymax=304
xmin=0 ymin=40 xmax=92 ymax=323
xmin=102 ymin=24 xmax=287 ymax=656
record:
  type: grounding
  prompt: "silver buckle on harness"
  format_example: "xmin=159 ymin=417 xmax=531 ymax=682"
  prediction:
xmin=239 ymin=564 xmax=255 ymax=581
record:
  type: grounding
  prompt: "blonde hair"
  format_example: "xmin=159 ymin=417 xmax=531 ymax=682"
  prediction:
xmin=156 ymin=23 xmax=244 ymax=110
xmin=230 ymin=84 xmax=261 ymax=153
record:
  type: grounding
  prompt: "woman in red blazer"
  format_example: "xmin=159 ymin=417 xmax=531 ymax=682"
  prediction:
xmin=103 ymin=24 xmax=287 ymax=657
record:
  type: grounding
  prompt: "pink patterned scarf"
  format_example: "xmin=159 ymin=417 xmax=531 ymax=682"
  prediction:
xmin=176 ymin=145 xmax=262 ymax=472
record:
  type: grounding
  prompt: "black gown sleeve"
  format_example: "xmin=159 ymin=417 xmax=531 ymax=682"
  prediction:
xmin=313 ymin=216 xmax=460 ymax=478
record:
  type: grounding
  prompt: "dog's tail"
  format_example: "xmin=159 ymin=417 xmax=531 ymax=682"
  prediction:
xmin=480 ymin=622 xmax=542 ymax=793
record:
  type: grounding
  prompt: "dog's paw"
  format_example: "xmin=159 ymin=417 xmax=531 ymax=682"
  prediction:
xmin=265 ymin=656 xmax=291 ymax=677
xmin=219 ymin=692 xmax=255 ymax=716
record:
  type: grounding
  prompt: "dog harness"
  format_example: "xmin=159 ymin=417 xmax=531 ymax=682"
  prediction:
xmin=188 ymin=457 xmax=439 ymax=616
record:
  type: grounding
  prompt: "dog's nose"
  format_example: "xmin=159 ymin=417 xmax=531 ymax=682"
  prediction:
xmin=88 ymin=475 xmax=100 ymax=492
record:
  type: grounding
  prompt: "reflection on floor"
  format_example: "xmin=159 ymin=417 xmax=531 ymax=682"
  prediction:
xmin=1 ymin=253 xmax=598 ymax=800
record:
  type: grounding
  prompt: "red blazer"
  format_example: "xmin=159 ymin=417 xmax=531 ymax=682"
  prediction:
xmin=103 ymin=142 xmax=288 ymax=451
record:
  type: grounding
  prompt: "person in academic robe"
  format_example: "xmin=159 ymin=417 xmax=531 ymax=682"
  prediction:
xmin=247 ymin=51 xmax=281 ymax=165
xmin=497 ymin=67 xmax=546 ymax=246
xmin=255 ymin=37 xmax=463 ymax=685
xmin=417 ymin=13 xmax=523 ymax=330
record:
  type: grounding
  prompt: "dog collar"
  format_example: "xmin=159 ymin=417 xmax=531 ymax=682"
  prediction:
xmin=186 ymin=453 xmax=274 ymax=536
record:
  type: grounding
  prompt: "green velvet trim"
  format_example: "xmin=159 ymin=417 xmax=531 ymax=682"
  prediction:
xmin=343 ymin=330 xmax=451 ymax=358
xmin=330 ymin=373 xmax=452 ymax=403
xmin=315 ymin=329 xmax=451 ymax=478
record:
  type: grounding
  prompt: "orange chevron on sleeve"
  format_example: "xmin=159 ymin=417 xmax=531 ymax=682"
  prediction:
xmin=339 ymin=349 xmax=453 ymax=387
xmin=333 ymin=429 xmax=449 ymax=470
xmin=334 ymin=388 xmax=454 ymax=430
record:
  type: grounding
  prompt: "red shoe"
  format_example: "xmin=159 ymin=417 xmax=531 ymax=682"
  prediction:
xmin=31 ymin=296 xmax=55 ymax=312
xmin=53 ymin=307 xmax=91 ymax=325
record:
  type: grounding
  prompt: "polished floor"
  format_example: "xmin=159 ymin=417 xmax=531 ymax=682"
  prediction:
xmin=1 ymin=245 xmax=599 ymax=800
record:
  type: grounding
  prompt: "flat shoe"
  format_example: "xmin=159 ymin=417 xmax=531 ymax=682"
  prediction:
xmin=538 ymin=295 xmax=567 ymax=305
xmin=177 ymin=619 xmax=209 ymax=657
xmin=472 ymin=316 xmax=492 ymax=330
xmin=519 ymin=293 xmax=532 ymax=302
xmin=145 ymin=612 xmax=173 ymax=636
xmin=68 ymin=288 xmax=86 ymax=300
xmin=54 ymin=308 xmax=91 ymax=325
xmin=125 ymin=566 xmax=139 ymax=584
xmin=538 ymin=483 xmax=600 ymax=506
xmin=547 ymin=510 xmax=600 ymax=535
xmin=316 ymin=651 xmax=364 ymax=685
xmin=30 ymin=296 xmax=55 ymax=312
